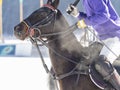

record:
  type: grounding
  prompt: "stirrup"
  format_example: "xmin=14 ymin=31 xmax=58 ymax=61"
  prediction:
xmin=89 ymin=62 xmax=114 ymax=90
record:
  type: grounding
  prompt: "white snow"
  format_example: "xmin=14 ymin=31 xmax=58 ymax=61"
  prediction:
xmin=0 ymin=57 xmax=51 ymax=90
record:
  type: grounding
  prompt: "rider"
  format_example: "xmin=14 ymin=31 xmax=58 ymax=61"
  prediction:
xmin=66 ymin=0 xmax=120 ymax=89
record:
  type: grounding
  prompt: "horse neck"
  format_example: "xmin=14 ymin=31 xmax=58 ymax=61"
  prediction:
xmin=47 ymin=11 xmax=83 ymax=53
xmin=47 ymin=28 xmax=83 ymax=58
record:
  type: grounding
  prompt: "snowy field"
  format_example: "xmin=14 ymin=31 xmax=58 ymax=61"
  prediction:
xmin=0 ymin=57 xmax=51 ymax=90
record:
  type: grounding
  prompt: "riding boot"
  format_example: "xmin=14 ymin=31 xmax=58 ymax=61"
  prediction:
xmin=95 ymin=55 xmax=120 ymax=90
xmin=108 ymin=69 xmax=120 ymax=90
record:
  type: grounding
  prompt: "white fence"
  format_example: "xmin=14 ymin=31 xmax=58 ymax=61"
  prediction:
xmin=0 ymin=40 xmax=32 ymax=57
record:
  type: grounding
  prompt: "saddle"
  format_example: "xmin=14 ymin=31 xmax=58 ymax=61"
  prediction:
xmin=82 ymin=42 xmax=120 ymax=90
xmin=89 ymin=60 xmax=120 ymax=90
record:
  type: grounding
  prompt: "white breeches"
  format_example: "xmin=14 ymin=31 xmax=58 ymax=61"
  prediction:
xmin=100 ymin=37 xmax=120 ymax=64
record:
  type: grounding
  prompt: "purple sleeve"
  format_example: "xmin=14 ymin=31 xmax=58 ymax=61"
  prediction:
xmin=80 ymin=0 xmax=110 ymax=26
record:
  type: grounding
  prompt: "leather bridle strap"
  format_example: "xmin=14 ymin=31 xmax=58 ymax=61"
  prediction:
xmin=43 ymin=4 xmax=56 ymax=11
xmin=21 ymin=4 xmax=57 ymax=38
xmin=30 ymin=36 xmax=88 ymax=80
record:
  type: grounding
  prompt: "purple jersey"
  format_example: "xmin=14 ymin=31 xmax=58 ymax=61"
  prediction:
xmin=79 ymin=0 xmax=120 ymax=40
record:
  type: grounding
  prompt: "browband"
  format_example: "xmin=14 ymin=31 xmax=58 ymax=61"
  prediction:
xmin=43 ymin=4 xmax=56 ymax=11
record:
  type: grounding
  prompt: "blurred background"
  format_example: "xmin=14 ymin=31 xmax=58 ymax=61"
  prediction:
xmin=2 ymin=0 xmax=120 ymax=39
xmin=0 ymin=0 xmax=120 ymax=57
xmin=0 ymin=0 xmax=120 ymax=90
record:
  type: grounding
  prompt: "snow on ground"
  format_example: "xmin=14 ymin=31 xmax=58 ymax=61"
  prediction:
xmin=0 ymin=57 xmax=51 ymax=90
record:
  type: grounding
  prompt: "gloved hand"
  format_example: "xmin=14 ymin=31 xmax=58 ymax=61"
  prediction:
xmin=66 ymin=4 xmax=79 ymax=17
xmin=77 ymin=20 xmax=87 ymax=29
xmin=78 ymin=12 xmax=87 ymax=20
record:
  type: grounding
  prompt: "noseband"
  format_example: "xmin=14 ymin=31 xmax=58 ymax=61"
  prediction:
xmin=20 ymin=4 xmax=88 ymax=83
xmin=22 ymin=4 xmax=57 ymax=38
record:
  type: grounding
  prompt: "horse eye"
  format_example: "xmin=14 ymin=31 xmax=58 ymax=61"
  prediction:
xmin=41 ymin=12 xmax=48 ymax=17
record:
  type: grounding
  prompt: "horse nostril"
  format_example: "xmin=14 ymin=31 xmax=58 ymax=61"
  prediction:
xmin=14 ymin=26 xmax=20 ymax=31
xmin=14 ymin=26 xmax=17 ymax=31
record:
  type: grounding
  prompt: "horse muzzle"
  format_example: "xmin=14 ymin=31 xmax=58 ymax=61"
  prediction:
xmin=14 ymin=23 xmax=29 ymax=40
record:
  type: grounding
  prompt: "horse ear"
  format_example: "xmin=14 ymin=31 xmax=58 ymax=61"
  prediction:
xmin=47 ymin=0 xmax=52 ymax=4
xmin=47 ymin=0 xmax=59 ymax=9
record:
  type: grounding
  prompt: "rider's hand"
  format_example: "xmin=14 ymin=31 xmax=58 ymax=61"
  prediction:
xmin=66 ymin=4 xmax=79 ymax=17
xmin=78 ymin=12 xmax=87 ymax=20
xmin=77 ymin=20 xmax=87 ymax=29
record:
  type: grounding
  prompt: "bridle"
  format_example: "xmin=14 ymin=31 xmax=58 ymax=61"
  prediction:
xmin=21 ymin=4 xmax=89 ymax=86
xmin=22 ymin=4 xmax=74 ymax=38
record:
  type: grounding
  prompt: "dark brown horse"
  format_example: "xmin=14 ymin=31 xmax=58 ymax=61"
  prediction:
xmin=14 ymin=0 xmax=120 ymax=90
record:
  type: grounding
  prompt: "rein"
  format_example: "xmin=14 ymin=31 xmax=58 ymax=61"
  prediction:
xmin=22 ymin=4 xmax=89 ymax=83
xmin=29 ymin=23 xmax=90 ymax=81
xmin=30 ymin=36 xmax=89 ymax=80
xmin=23 ymin=19 xmax=90 ymax=81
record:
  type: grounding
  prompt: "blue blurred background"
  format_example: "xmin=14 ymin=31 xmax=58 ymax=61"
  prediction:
xmin=2 ymin=0 xmax=120 ymax=39
xmin=0 ymin=1 xmax=119 ymax=90
xmin=0 ymin=0 xmax=120 ymax=57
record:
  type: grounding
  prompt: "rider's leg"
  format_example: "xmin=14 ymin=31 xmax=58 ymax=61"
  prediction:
xmin=95 ymin=55 xmax=120 ymax=90
xmin=95 ymin=37 xmax=120 ymax=90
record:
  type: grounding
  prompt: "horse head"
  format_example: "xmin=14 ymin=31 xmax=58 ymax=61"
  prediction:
xmin=13 ymin=0 xmax=105 ymax=90
xmin=14 ymin=0 xmax=61 ymax=40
